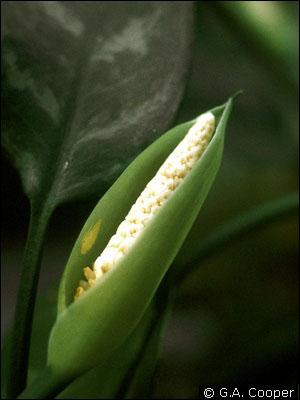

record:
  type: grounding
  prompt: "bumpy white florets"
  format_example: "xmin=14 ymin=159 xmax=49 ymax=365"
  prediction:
xmin=75 ymin=112 xmax=215 ymax=299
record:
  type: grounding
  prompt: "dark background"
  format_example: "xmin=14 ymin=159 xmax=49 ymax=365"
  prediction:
xmin=2 ymin=2 xmax=299 ymax=398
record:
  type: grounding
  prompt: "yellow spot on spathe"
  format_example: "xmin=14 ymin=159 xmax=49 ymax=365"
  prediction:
xmin=80 ymin=220 xmax=102 ymax=255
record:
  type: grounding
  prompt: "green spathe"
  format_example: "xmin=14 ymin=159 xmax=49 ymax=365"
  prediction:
xmin=47 ymin=96 xmax=235 ymax=382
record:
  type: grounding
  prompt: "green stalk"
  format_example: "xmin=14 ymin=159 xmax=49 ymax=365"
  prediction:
xmin=5 ymin=202 xmax=53 ymax=399
xmin=177 ymin=192 xmax=299 ymax=283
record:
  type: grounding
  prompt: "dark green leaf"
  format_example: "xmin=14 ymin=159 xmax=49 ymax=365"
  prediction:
xmin=2 ymin=1 xmax=194 ymax=207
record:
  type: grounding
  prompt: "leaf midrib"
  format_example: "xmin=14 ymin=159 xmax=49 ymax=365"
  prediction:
xmin=43 ymin=28 xmax=95 ymax=210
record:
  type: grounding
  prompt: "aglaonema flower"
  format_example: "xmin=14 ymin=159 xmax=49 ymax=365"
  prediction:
xmin=74 ymin=111 xmax=215 ymax=299
xmin=22 ymin=95 xmax=236 ymax=397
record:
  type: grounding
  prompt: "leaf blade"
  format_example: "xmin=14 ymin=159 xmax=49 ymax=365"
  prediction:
xmin=2 ymin=1 xmax=194 ymax=207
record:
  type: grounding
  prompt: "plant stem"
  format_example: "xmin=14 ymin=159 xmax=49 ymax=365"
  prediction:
xmin=5 ymin=202 xmax=53 ymax=399
xmin=17 ymin=367 xmax=68 ymax=399
xmin=177 ymin=192 xmax=299 ymax=283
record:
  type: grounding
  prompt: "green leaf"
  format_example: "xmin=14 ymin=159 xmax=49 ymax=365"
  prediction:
xmin=46 ymin=97 xmax=234 ymax=386
xmin=2 ymin=1 xmax=194 ymax=207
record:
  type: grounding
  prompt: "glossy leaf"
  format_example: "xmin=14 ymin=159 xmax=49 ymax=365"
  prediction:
xmin=46 ymin=97 xmax=234 ymax=385
xmin=1 ymin=1 xmax=194 ymax=207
